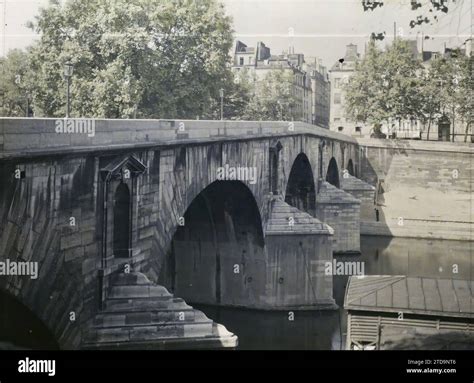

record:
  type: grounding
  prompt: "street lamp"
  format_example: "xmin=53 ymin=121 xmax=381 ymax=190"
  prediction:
xmin=219 ymin=88 xmax=224 ymax=120
xmin=64 ymin=61 xmax=74 ymax=118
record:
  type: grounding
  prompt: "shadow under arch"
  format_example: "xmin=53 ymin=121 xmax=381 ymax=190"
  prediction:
xmin=163 ymin=180 xmax=265 ymax=307
xmin=285 ymin=153 xmax=316 ymax=216
xmin=0 ymin=289 xmax=59 ymax=350
xmin=326 ymin=157 xmax=340 ymax=188
xmin=347 ymin=159 xmax=355 ymax=176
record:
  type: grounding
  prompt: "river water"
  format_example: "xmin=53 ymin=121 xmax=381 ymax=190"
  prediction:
xmin=1 ymin=235 xmax=471 ymax=350
xmin=196 ymin=235 xmax=473 ymax=350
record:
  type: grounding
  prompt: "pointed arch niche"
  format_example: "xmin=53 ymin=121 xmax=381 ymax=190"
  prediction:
xmin=100 ymin=155 xmax=147 ymax=263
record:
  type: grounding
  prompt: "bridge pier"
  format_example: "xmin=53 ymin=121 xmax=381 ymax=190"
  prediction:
xmin=340 ymin=174 xmax=376 ymax=222
xmin=263 ymin=199 xmax=337 ymax=310
xmin=315 ymin=180 xmax=361 ymax=254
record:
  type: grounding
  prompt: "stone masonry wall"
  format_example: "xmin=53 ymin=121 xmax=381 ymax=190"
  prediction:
xmin=357 ymin=139 xmax=473 ymax=240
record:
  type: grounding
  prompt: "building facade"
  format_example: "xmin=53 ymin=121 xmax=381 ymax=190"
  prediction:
xmin=304 ymin=57 xmax=330 ymax=128
xmin=233 ymin=41 xmax=313 ymax=124
xmin=328 ymin=44 xmax=362 ymax=136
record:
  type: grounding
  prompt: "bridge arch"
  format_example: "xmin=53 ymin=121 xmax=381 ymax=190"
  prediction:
xmin=285 ymin=152 xmax=316 ymax=215
xmin=326 ymin=157 xmax=340 ymax=188
xmin=0 ymin=289 xmax=59 ymax=350
xmin=164 ymin=180 xmax=265 ymax=307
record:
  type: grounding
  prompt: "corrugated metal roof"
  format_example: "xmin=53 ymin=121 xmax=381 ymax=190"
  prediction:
xmin=265 ymin=199 xmax=334 ymax=236
xmin=344 ymin=275 xmax=474 ymax=319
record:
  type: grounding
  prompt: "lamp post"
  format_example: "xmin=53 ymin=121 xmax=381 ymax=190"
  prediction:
xmin=219 ymin=88 xmax=224 ymax=120
xmin=64 ymin=61 xmax=74 ymax=118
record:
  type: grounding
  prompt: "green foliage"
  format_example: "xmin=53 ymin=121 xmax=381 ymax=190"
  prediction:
xmin=414 ymin=50 xmax=470 ymax=140
xmin=0 ymin=50 xmax=32 ymax=116
xmin=345 ymin=39 xmax=470 ymax=138
xmin=242 ymin=70 xmax=298 ymax=121
xmin=223 ymin=68 xmax=254 ymax=120
xmin=345 ymin=39 xmax=423 ymax=126
xmin=0 ymin=0 xmax=299 ymax=122
xmin=14 ymin=0 xmax=234 ymax=118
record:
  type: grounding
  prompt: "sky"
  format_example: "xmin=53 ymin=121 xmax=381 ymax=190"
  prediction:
xmin=0 ymin=0 xmax=472 ymax=69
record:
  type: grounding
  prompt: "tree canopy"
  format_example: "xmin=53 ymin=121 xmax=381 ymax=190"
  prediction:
xmin=344 ymin=38 xmax=471 ymax=140
xmin=8 ymin=0 xmax=234 ymax=119
xmin=0 ymin=49 xmax=32 ymax=117
xmin=344 ymin=39 xmax=422 ymax=126
xmin=240 ymin=69 xmax=299 ymax=121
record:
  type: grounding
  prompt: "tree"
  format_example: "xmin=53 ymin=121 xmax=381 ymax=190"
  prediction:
xmin=452 ymin=52 xmax=472 ymax=142
xmin=25 ymin=0 xmax=234 ymax=119
xmin=419 ymin=65 xmax=442 ymax=140
xmin=463 ymin=56 xmax=473 ymax=142
xmin=424 ymin=51 xmax=470 ymax=141
xmin=220 ymin=68 xmax=255 ymax=120
xmin=344 ymin=39 xmax=423 ymax=131
xmin=242 ymin=70 xmax=298 ymax=121
xmin=346 ymin=38 xmax=471 ymax=141
xmin=343 ymin=40 xmax=383 ymax=125
xmin=0 ymin=49 xmax=32 ymax=116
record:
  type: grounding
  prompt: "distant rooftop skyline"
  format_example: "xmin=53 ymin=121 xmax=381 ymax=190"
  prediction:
xmin=224 ymin=0 xmax=472 ymax=68
xmin=1 ymin=0 xmax=472 ymax=68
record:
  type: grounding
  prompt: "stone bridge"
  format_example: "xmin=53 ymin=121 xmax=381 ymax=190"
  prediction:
xmin=0 ymin=118 xmax=371 ymax=350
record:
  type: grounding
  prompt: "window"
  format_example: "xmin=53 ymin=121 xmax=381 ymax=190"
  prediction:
xmin=334 ymin=93 xmax=341 ymax=104
xmin=334 ymin=78 xmax=341 ymax=89
xmin=239 ymin=57 xmax=244 ymax=65
xmin=338 ymin=126 xmax=344 ymax=132
xmin=355 ymin=126 xmax=362 ymax=133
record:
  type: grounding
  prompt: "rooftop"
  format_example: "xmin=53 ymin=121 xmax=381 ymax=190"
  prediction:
xmin=345 ymin=275 xmax=473 ymax=319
